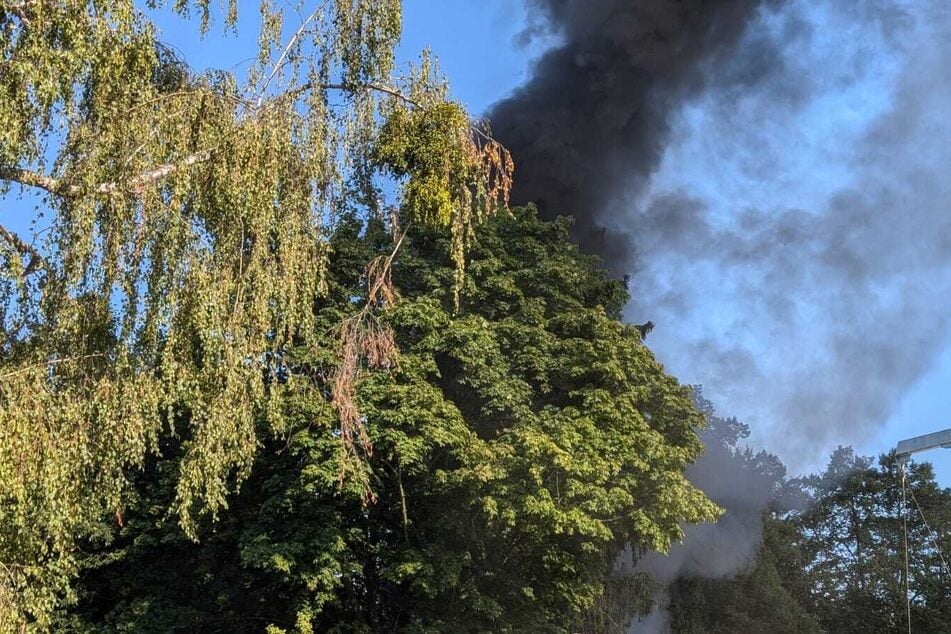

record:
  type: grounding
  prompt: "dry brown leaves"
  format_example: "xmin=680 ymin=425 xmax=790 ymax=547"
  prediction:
xmin=471 ymin=124 xmax=514 ymax=215
xmin=330 ymin=211 xmax=406 ymax=496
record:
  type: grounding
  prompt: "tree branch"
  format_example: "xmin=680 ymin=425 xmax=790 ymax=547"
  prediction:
xmin=254 ymin=0 xmax=331 ymax=107
xmin=0 ymin=167 xmax=61 ymax=195
xmin=289 ymin=81 xmax=421 ymax=108
xmin=0 ymin=79 xmax=416 ymax=199
xmin=0 ymin=223 xmax=45 ymax=276
xmin=0 ymin=352 xmax=109 ymax=381
xmin=98 ymin=149 xmax=213 ymax=194
xmin=0 ymin=149 xmax=212 ymax=198
xmin=0 ymin=80 xmax=499 ymax=201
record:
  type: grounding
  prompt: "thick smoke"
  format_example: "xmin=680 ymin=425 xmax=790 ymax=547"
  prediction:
xmin=608 ymin=394 xmax=786 ymax=632
xmin=623 ymin=0 xmax=951 ymax=463
xmin=490 ymin=0 xmax=951 ymax=628
xmin=489 ymin=0 xmax=781 ymax=273
xmin=491 ymin=0 xmax=951 ymax=463
xmin=629 ymin=401 xmax=787 ymax=633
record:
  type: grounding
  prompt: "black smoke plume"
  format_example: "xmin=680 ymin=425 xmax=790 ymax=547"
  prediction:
xmin=489 ymin=0 xmax=779 ymax=274
xmin=491 ymin=0 xmax=951 ymax=467
xmin=489 ymin=0 xmax=951 ymax=628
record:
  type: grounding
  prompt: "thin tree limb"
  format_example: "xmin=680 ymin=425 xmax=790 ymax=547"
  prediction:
xmin=0 ymin=83 xmax=409 ymax=198
xmin=254 ymin=0 xmax=331 ymax=107
xmin=0 ymin=352 xmax=109 ymax=381
xmin=98 ymin=149 xmax=212 ymax=194
xmin=0 ymin=167 xmax=61 ymax=195
xmin=277 ymin=81 xmax=421 ymax=109
xmin=0 ymin=222 xmax=44 ymax=275
xmin=0 ymin=81 xmax=500 ymax=199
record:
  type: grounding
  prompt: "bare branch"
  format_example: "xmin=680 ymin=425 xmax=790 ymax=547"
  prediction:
xmin=97 ymin=149 xmax=213 ymax=194
xmin=283 ymin=81 xmax=421 ymax=108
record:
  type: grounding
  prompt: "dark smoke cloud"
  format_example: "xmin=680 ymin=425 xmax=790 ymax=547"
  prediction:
xmin=489 ymin=0 xmax=951 ymax=626
xmin=489 ymin=0 xmax=782 ymax=273
xmin=491 ymin=0 xmax=951 ymax=461
xmin=629 ymin=404 xmax=787 ymax=632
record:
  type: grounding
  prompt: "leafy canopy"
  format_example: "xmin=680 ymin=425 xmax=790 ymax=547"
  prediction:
xmin=0 ymin=0 xmax=510 ymax=626
xmin=59 ymin=207 xmax=718 ymax=633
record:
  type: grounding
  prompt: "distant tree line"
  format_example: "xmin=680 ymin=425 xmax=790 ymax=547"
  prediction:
xmin=665 ymin=410 xmax=951 ymax=634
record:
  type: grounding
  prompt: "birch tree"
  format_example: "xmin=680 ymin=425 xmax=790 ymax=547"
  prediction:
xmin=0 ymin=0 xmax=510 ymax=626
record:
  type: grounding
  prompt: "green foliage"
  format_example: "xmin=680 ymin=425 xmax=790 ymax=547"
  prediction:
xmin=668 ymin=516 xmax=821 ymax=634
xmin=577 ymin=572 xmax=659 ymax=634
xmin=372 ymin=54 xmax=513 ymax=306
xmin=375 ymin=101 xmax=472 ymax=227
xmin=790 ymin=449 xmax=951 ymax=633
xmin=666 ymin=446 xmax=951 ymax=633
xmin=0 ymin=1 xmax=510 ymax=627
xmin=57 ymin=207 xmax=718 ymax=633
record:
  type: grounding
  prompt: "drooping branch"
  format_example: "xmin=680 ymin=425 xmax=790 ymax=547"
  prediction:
xmin=0 ymin=82 xmax=415 ymax=200
xmin=0 ymin=79 xmax=506 ymax=202
xmin=254 ymin=0 xmax=331 ymax=107
xmin=270 ymin=80 xmax=421 ymax=110
xmin=331 ymin=215 xmax=408 ymax=489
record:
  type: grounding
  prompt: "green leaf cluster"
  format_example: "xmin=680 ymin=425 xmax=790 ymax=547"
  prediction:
xmin=58 ymin=207 xmax=718 ymax=633
xmin=375 ymin=101 xmax=473 ymax=227
xmin=0 ymin=2 xmax=510 ymax=625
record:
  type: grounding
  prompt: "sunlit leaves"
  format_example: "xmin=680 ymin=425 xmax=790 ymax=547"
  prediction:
xmin=0 ymin=0 xmax=510 ymax=627
xmin=58 ymin=208 xmax=718 ymax=632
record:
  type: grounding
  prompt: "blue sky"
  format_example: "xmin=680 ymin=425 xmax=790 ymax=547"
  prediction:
xmin=621 ymin=0 xmax=951 ymax=481
xmin=11 ymin=0 xmax=951 ymax=483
